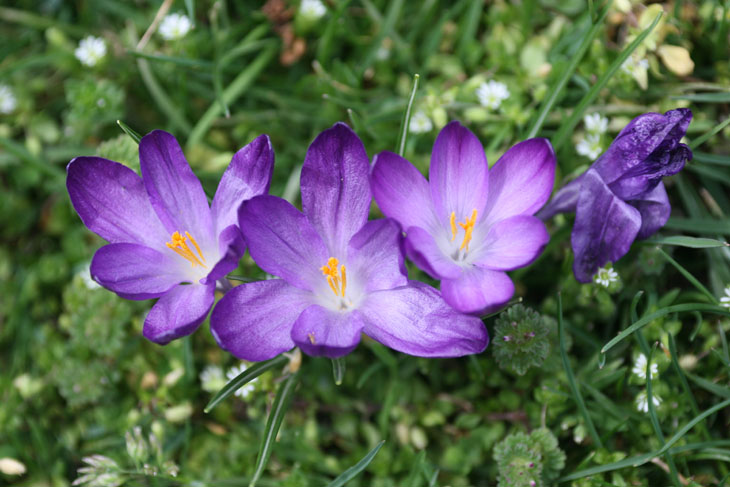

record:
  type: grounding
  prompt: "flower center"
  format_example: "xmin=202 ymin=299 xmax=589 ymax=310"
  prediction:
xmin=320 ymin=257 xmax=347 ymax=297
xmin=449 ymin=209 xmax=478 ymax=252
xmin=166 ymin=231 xmax=207 ymax=268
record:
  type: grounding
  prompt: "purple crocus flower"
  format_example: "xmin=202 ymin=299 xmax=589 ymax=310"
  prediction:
xmin=370 ymin=121 xmax=556 ymax=314
xmin=67 ymin=130 xmax=274 ymax=343
xmin=539 ymin=108 xmax=692 ymax=282
xmin=210 ymin=123 xmax=488 ymax=360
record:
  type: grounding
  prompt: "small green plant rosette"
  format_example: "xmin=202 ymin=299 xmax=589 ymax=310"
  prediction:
xmin=492 ymin=305 xmax=551 ymax=375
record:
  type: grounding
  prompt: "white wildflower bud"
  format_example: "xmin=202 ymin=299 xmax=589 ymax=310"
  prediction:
xmin=164 ymin=402 xmax=193 ymax=423
xmin=0 ymin=458 xmax=26 ymax=476
xmin=125 ymin=427 xmax=148 ymax=463
xmin=0 ymin=85 xmax=18 ymax=114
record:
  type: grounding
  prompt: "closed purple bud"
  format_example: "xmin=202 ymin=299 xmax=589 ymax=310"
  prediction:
xmin=539 ymin=109 xmax=692 ymax=282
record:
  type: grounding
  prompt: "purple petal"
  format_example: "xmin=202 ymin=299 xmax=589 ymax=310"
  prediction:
xmin=300 ymin=123 xmax=371 ymax=255
xmin=572 ymin=169 xmax=642 ymax=282
xmin=630 ymin=182 xmax=671 ymax=240
xmin=238 ymin=195 xmax=328 ymax=291
xmin=291 ymin=305 xmax=365 ymax=358
xmin=139 ymin=130 xmax=215 ymax=249
xmin=536 ymin=175 xmax=583 ymax=220
xmin=66 ymin=157 xmax=169 ymax=248
xmin=483 ymin=138 xmax=556 ymax=223
xmin=360 ymin=282 xmax=488 ymax=357
xmin=595 ymin=109 xmax=692 ymax=199
xmin=347 ymin=219 xmax=408 ymax=293
xmin=429 ymin=121 xmax=489 ymax=224
xmin=90 ymin=243 xmax=183 ymax=299
xmin=143 ymin=283 xmax=216 ymax=344
xmin=440 ymin=266 xmax=515 ymax=314
xmin=210 ymin=280 xmax=312 ymax=361
xmin=370 ymin=150 xmax=439 ymax=231
xmin=211 ymin=134 xmax=274 ymax=234
xmin=471 ymin=215 xmax=549 ymax=271
xmin=202 ymin=224 xmax=246 ymax=285
xmin=404 ymin=226 xmax=462 ymax=280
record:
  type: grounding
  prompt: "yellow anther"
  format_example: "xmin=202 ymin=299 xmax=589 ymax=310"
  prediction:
xmin=320 ymin=257 xmax=346 ymax=297
xmin=308 ymin=332 xmax=316 ymax=345
xmin=449 ymin=209 xmax=478 ymax=252
xmin=450 ymin=212 xmax=457 ymax=241
xmin=166 ymin=231 xmax=207 ymax=268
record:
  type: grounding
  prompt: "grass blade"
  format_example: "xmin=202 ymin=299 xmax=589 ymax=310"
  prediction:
xmin=602 ymin=303 xmax=730 ymax=353
xmin=116 ymin=120 xmax=142 ymax=144
xmin=552 ymin=11 xmax=662 ymax=150
xmin=689 ymin=114 xmax=730 ymax=150
xmin=671 ymin=92 xmax=730 ymax=103
xmin=205 ymin=354 xmax=288 ymax=413
xmin=665 ymin=217 xmax=730 ymax=236
xmin=137 ymin=58 xmax=193 ymax=135
xmin=332 ymin=357 xmax=346 ymax=386
xmin=324 ymin=440 xmax=385 ymax=487
xmin=188 ymin=45 xmax=276 ymax=148
xmin=249 ymin=372 xmax=300 ymax=487
xmin=558 ymin=292 xmax=603 ymax=448
xmin=643 ymin=235 xmax=728 ymax=248
xmin=559 ymin=398 xmax=730 ymax=481
xmin=655 ymin=247 xmax=718 ymax=304
xmin=524 ymin=4 xmax=610 ymax=139
xmin=397 ymin=73 xmax=420 ymax=157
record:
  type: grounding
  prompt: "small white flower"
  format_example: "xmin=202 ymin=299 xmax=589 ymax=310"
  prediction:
xmin=593 ymin=266 xmax=618 ymax=287
xmin=199 ymin=365 xmax=226 ymax=393
xmin=409 ymin=111 xmax=433 ymax=134
xmin=476 ymin=80 xmax=510 ymax=110
xmin=621 ymin=56 xmax=650 ymax=75
xmin=159 ymin=13 xmax=192 ymax=41
xmin=583 ymin=113 xmax=608 ymax=135
xmin=226 ymin=363 xmax=257 ymax=399
xmin=632 ymin=353 xmax=659 ymax=380
xmin=75 ymin=36 xmax=107 ymax=67
xmin=635 ymin=390 xmax=662 ymax=413
xmin=300 ymin=0 xmax=327 ymax=19
xmin=720 ymin=285 xmax=730 ymax=308
xmin=576 ymin=133 xmax=603 ymax=160
xmin=0 ymin=85 xmax=17 ymax=114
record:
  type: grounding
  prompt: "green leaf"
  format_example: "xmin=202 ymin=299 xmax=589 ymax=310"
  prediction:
xmin=249 ymin=372 xmax=300 ymax=487
xmin=204 ymin=354 xmax=288 ymax=413
xmin=693 ymin=151 xmax=730 ymax=166
xmin=558 ymin=293 xmax=603 ymax=448
xmin=116 ymin=120 xmax=142 ymax=144
xmin=397 ymin=73 xmax=420 ymax=157
xmin=324 ymin=440 xmax=385 ymax=487
xmin=137 ymin=58 xmax=193 ymax=135
xmin=602 ymin=303 xmax=730 ymax=353
xmin=552 ymin=11 xmax=663 ymax=150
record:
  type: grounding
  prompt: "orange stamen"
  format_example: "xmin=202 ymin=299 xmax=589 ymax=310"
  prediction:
xmin=320 ymin=257 xmax=346 ymax=297
xmin=166 ymin=231 xmax=207 ymax=268
xmin=450 ymin=209 xmax=478 ymax=252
